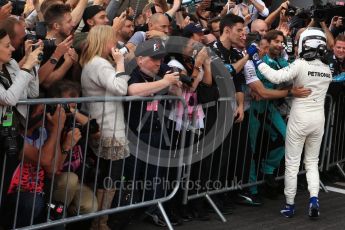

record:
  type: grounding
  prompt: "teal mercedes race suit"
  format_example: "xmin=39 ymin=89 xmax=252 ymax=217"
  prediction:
xmin=248 ymin=54 xmax=289 ymax=195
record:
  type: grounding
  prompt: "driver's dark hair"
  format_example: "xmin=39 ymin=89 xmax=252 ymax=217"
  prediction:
xmin=219 ymin=14 xmax=244 ymax=35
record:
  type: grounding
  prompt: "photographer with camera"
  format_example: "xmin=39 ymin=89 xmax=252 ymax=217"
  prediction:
xmin=38 ymin=4 xmax=80 ymax=91
xmin=2 ymin=104 xmax=67 ymax=229
xmin=0 ymin=16 xmax=40 ymax=69
xmin=126 ymin=38 xmax=183 ymax=226
xmin=45 ymin=81 xmax=99 ymax=221
xmin=168 ymin=28 xmax=212 ymax=130
xmin=0 ymin=27 xmax=42 ymax=213
xmin=0 ymin=27 xmax=43 ymax=119
xmin=165 ymin=34 xmax=214 ymax=221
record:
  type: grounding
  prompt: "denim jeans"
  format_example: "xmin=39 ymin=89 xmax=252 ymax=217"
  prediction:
xmin=4 ymin=192 xmax=45 ymax=229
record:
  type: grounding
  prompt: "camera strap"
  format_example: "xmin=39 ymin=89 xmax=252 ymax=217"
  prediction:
xmin=0 ymin=64 xmax=12 ymax=89
xmin=0 ymin=65 xmax=21 ymax=128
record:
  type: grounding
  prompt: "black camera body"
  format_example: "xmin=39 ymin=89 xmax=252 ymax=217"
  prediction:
xmin=46 ymin=104 xmax=71 ymax=115
xmin=26 ymin=34 xmax=56 ymax=50
xmin=47 ymin=201 xmax=64 ymax=220
xmin=285 ymin=5 xmax=297 ymax=17
xmin=0 ymin=0 xmax=25 ymax=16
xmin=0 ymin=125 xmax=18 ymax=157
xmin=171 ymin=66 xmax=194 ymax=87
xmin=180 ymin=74 xmax=194 ymax=86
xmin=311 ymin=4 xmax=345 ymax=24
xmin=64 ymin=115 xmax=82 ymax=133
xmin=65 ymin=116 xmax=99 ymax=141
xmin=312 ymin=9 xmax=326 ymax=22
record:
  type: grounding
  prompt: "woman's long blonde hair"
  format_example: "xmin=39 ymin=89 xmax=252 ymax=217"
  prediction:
xmin=79 ymin=25 xmax=116 ymax=67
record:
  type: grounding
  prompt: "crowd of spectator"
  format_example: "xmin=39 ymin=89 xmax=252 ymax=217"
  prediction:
xmin=0 ymin=0 xmax=345 ymax=229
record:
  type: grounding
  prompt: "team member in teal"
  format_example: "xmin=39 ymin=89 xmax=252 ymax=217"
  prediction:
xmin=248 ymin=30 xmax=288 ymax=200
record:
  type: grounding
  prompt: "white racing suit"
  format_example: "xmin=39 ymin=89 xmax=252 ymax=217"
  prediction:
xmin=258 ymin=58 xmax=332 ymax=205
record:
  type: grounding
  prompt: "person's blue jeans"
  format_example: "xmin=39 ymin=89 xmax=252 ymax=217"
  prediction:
xmin=4 ymin=192 xmax=45 ymax=229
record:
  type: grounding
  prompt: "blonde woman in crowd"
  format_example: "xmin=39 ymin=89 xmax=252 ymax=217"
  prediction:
xmin=80 ymin=25 xmax=130 ymax=230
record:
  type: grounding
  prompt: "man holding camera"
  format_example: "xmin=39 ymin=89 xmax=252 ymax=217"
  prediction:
xmin=128 ymin=38 xmax=182 ymax=132
xmin=2 ymin=105 xmax=70 ymax=228
xmin=38 ymin=3 xmax=79 ymax=91
xmin=46 ymin=81 xmax=99 ymax=219
xmin=126 ymin=38 xmax=182 ymax=226
xmin=0 ymin=16 xmax=29 ymax=66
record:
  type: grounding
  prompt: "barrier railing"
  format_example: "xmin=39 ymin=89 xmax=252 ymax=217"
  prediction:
xmin=0 ymin=96 xmax=188 ymax=230
xmin=0 ymin=93 xmax=337 ymax=229
xmin=324 ymin=93 xmax=345 ymax=178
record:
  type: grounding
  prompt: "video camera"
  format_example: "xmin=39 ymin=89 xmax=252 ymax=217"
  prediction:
xmin=311 ymin=3 xmax=345 ymax=23
xmin=0 ymin=0 xmax=25 ymax=16
xmin=47 ymin=201 xmax=64 ymax=220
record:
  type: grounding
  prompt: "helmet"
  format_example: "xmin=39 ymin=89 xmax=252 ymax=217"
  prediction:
xmin=298 ymin=27 xmax=327 ymax=60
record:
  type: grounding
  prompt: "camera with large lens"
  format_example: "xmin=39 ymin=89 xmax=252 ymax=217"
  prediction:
xmin=0 ymin=0 xmax=25 ymax=16
xmin=46 ymin=104 xmax=71 ymax=115
xmin=0 ymin=125 xmax=18 ymax=157
xmin=64 ymin=115 xmax=82 ymax=132
xmin=64 ymin=115 xmax=99 ymax=141
xmin=171 ymin=66 xmax=194 ymax=87
xmin=285 ymin=5 xmax=297 ymax=17
xmin=180 ymin=74 xmax=194 ymax=86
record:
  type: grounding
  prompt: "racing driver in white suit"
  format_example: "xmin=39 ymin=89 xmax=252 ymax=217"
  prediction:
xmin=247 ymin=27 xmax=345 ymax=218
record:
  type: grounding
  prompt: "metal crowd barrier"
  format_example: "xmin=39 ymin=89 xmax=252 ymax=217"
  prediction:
xmin=182 ymin=95 xmax=333 ymax=222
xmin=0 ymin=96 xmax=188 ymax=230
xmin=324 ymin=93 xmax=345 ymax=178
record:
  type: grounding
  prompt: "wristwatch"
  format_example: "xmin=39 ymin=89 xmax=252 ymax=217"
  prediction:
xmin=287 ymin=89 xmax=293 ymax=97
xmin=49 ymin=57 xmax=58 ymax=65
xmin=194 ymin=66 xmax=202 ymax=72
